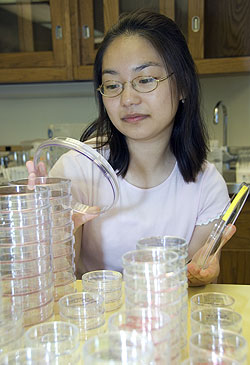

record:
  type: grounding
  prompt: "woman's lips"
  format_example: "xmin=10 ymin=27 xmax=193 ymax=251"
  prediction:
xmin=121 ymin=114 xmax=148 ymax=123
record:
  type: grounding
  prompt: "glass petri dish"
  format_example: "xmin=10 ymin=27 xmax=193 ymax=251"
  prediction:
xmin=25 ymin=321 xmax=80 ymax=361
xmin=0 ymin=348 xmax=56 ymax=365
xmin=82 ymin=270 xmax=123 ymax=312
xmin=33 ymin=137 xmax=119 ymax=215
xmin=82 ymin=330 xmax=154 ymax=364
xmin=190 ymin=292 xmax=235 ymax=312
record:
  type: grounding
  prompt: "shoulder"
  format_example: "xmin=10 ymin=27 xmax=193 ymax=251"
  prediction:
xmin=174 ymin=161 xmax=226 ymax=192
xmin=198 ymin=161 xmax=227 ymax=192
xmin=173 ymin=161 xmax=229 ymax=225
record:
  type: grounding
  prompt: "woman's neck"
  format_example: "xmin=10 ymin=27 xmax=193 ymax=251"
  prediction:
xmin=125 ymin=137 xmax=176 ymax=189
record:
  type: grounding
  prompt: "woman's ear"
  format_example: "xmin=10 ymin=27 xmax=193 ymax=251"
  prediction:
xmin=179 ymin=91 xmax=186 ymax=103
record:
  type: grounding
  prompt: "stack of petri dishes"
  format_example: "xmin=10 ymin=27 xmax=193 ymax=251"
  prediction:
xmin=0 ymin=297 xmax=24 ymax=355
xmin=122 ymin=247 xmax=184 ymax=364
xmin=108 ymin=307 xmax=171 ymax=364
xmin=58 ymin=292 xmax=106 ymax=341
xmin=0 ymin=230 xmax=24 ymax=358
xmin=10 ymin=177 xmax=76 ymax=308
xmin=82 ymin=270 xmax=123 ymax=312
xmin=0 ymin=276 xmax=2 ymax=305
xmin=188 ymin=292 xmax=248 ymax=364
xmin=136 ymin=236 xmax=189 ymax=353
xmin=0 ymin=185 xmax=54 ymax=327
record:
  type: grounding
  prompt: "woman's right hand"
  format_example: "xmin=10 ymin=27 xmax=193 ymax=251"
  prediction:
xmin=26 ymin=160 xmax=48 ymax=189
xmin=26 ymin=160 xmax=47 ymax=178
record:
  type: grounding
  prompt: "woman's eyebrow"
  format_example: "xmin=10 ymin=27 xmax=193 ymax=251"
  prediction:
xmin=134 ymin=62 xmax=162 ymax=72
xmin=102 ymin=69 xmax=118 ymax=76
xmin=102 ymin=62 xmax=162 ymax=76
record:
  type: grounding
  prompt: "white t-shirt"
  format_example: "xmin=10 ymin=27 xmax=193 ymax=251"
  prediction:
xmin=50 ymin=150 xmax=229 ymax=273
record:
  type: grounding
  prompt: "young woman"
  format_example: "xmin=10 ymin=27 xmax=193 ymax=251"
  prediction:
xmin=27 ymin=9 xmax=235 ymax=286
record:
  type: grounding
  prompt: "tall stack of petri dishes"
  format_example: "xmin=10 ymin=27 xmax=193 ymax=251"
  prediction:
xmin=122 ymin=247 xmax=185 ymax=364
xmin=136 ymin=236 xmax=189 ymax=354
xmin=0 ymin=185 xmax=54 ymax=327
xmin=0 ymin=296 xmax=24 ymax=355
xmin=10 ymin=177 xmax=77 ymax=308
xmin=108 ymin=307 xmax=172 ymax=364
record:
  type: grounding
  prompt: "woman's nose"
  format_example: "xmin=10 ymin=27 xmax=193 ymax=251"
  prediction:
xmin=120 ymin=82 xmax=141 ymax=106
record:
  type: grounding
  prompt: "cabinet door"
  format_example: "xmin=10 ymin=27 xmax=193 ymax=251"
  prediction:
xmin=70 ymin=0 xmax=175 ymax=80
xmin=71 ymin=0 xmax=119 ymax=80
xmin=186 ymin=0 xmax=250 ymax=74
xmin=0 ymin=0 xmax=73 ymax=83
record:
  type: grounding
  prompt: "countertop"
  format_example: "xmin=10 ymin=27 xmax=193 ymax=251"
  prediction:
xmin=72 ymin=281 xmax=250 ymax=362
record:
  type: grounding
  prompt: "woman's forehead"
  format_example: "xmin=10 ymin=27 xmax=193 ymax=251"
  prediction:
xmin=102 ymin=35 xmax=165 ymax=74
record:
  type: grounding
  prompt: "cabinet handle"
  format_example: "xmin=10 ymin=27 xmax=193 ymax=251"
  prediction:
xmin=82 ymin=25 xmax=90 ymax=39
xmin=55 ymin=25 xmax=63 ymax=39
xmin=191 ymin=16 xmax=200 ymax=32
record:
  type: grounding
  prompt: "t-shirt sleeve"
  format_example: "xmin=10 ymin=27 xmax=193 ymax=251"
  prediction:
xmin=196 ymin=162 xmax=230 ymax=225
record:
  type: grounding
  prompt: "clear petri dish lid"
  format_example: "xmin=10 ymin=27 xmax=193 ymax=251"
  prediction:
xmin=33 ymin=137 xmax=119 ymax=215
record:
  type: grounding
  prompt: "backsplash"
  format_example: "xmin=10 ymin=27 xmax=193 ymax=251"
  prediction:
xmin=0 ymin=74 xmax=250 ymax=146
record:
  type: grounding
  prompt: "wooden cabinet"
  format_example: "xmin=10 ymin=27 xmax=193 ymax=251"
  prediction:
xmin=218 ymin=197 xmax=250 ymax=284
xmin=0 ymin=0 xmax=73 ymax=83
xmin=0 ymin=0 xmax=249 ymax=83
xmin=74 ymin=0 xmax=250 ymax=79
xmin=184 ymin=0 xmax=250 ymax=75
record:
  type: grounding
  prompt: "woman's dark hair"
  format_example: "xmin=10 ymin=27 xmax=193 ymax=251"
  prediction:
xmin=81 ymin=9 xmax=208 ymax=182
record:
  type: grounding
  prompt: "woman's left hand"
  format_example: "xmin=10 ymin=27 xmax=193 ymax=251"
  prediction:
xmin=187 ymin=224 xmax=236 ymax=286
xmin=187 ymin=255 xmax=220 ymax=286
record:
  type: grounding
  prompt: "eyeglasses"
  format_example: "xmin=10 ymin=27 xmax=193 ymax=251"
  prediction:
xmin=97 ymin=73 xmax=174 ymax=97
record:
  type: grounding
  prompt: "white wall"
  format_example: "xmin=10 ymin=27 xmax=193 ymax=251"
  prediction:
xmin=0 ymin=74 xmax=250 ymax=146
xmin=0 ymin=82 xmax=98 ymax=145
xmin=200 ymin=74 xmax=250 ymax=146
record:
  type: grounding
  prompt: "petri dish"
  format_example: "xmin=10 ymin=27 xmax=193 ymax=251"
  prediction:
xmin=33 ymin=137 xmax=119 ymax=215
xmin=190 ymin=292 xmax=235 ymax=312
xmin=82 ymin=270 xmax=123 ymax=312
